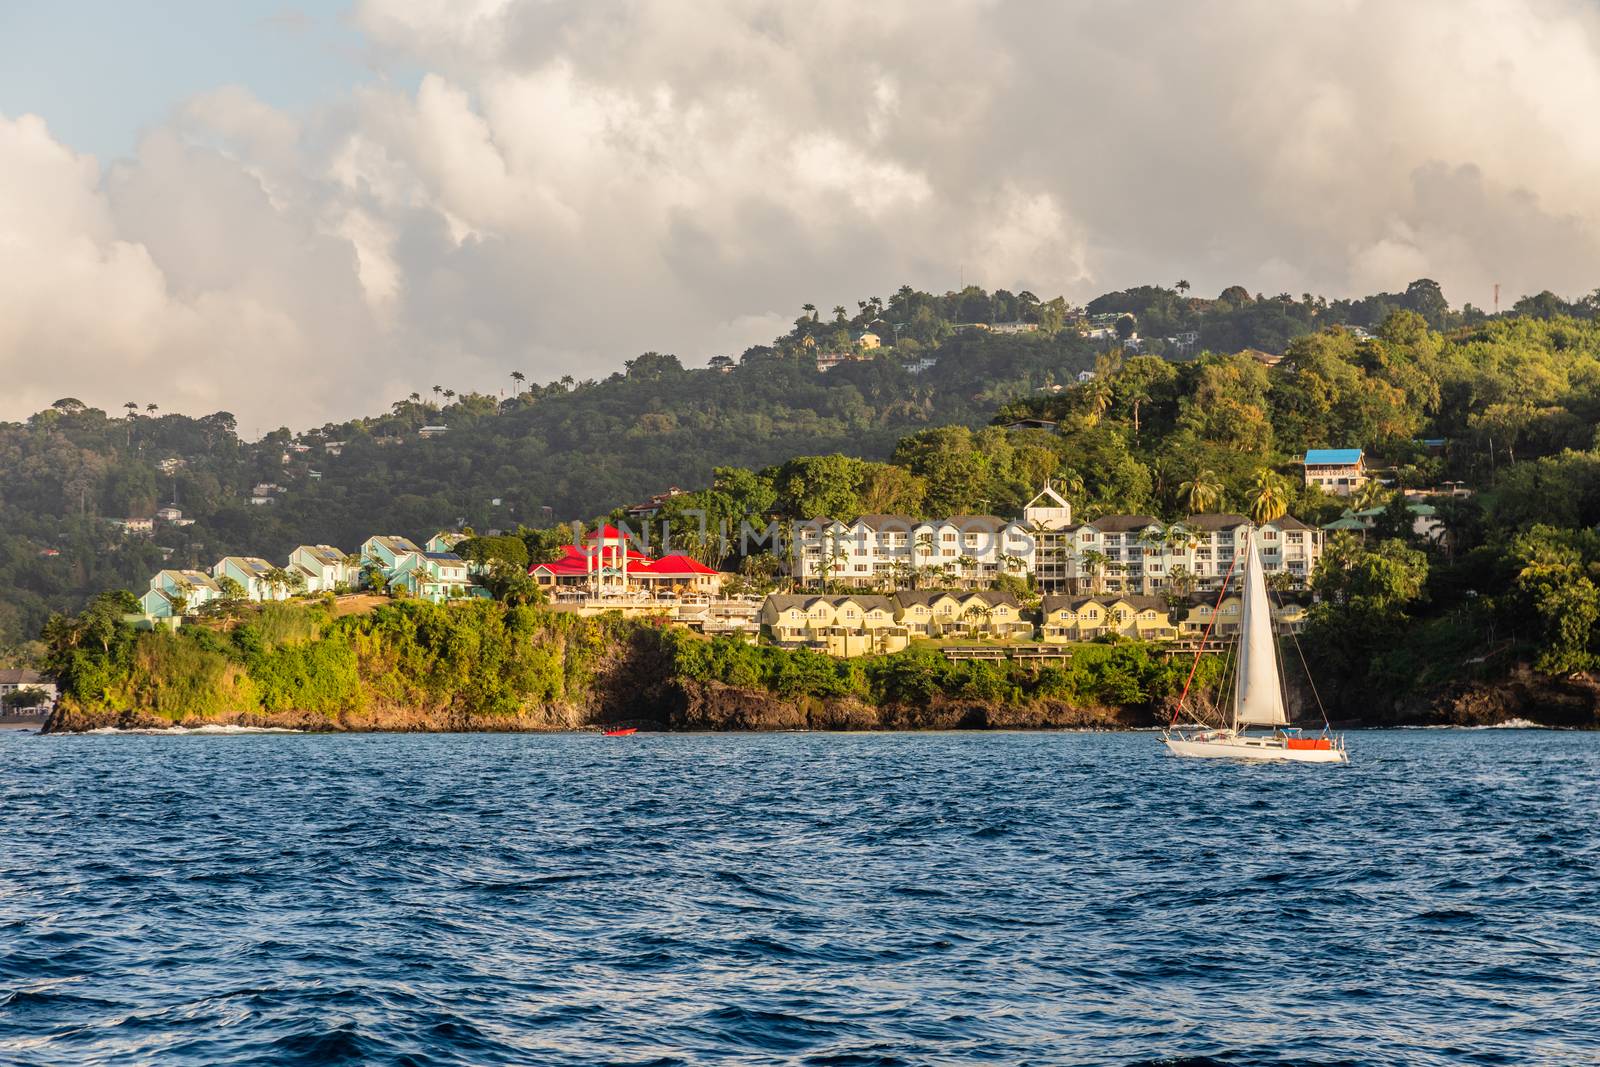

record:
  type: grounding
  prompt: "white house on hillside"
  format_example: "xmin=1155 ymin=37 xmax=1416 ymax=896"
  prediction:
xmin=140 ymin=570 xmax=224 ymax=618
xmin=212 ymin=557 xmax=284 ymax=601
xmin=290 ymin=545 xmax=356 ymax=593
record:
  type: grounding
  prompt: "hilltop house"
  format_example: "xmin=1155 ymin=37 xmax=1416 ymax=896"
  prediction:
xmin=212 ymin=557 xmax=286 ymax=601
xmin=1303 ymin=449 xmax=1366 ymax=496
xmin=140 ymin=570 xmax=224 ymax=617
xmin=424 ymin=531 xmax=468 ymax=554
xmin=389 ymin=551 xmax=488 ymax=603
xmin=289 ymin=545 xmax=356 ymax=593
xmin=625 ymin=488 xmax=685 ymax=519
xmin=361 ymin=535 xmax=425 ymax=572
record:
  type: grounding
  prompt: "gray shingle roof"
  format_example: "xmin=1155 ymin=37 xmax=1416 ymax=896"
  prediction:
xmin=1086 ymin=514 xmax=1161 ymax=533
xmin=1042 ymin=594 xmax=1169 ymax=613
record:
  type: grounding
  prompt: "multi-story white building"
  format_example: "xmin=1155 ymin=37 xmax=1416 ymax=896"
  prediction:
xmin=789 ymin=485 xmax=1319 ymax=595
xmin=1021 ymin=485 xmax=1075 ymax=591
xmin=792 ymin=514 xmax=1038 ymax=589
xmin=1036 ymin=512 xmax=1322 ymax=596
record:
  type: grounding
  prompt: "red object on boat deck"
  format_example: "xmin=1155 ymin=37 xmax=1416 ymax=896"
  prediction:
xmin=1285 ymin=737 xmax=1332 ymax=750
xmin=603 ymin=727 xmax=637 ymax=736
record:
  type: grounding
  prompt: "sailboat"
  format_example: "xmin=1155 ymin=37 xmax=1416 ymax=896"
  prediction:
xmin=1163 ymin=528 xmax=1348 ymax=764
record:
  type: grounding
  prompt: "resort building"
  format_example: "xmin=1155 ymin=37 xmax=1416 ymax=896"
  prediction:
xmin=1022 ymin=484 xmax=1077 ymax=593
xmin=1303 ymin=449 xmax=1366 ymax=496
xmin=892 ymin=590 xmax=1030 ymax=639
xmin=759 ymin=594 xmax=910 ymax=657
xmin=792 ymin=514 xmax=1038 ymax=589
xmin=1034 ymin=513 xmax=1322 ymax=597
xmin=529 ymin=527 xmax=724 ymax=598
xmin=1182 ymin=595 xmax=1310 ymax=636
xmin=1039 ymin=596 xmax=1177 ymax=643
xmin=1325 ymin=500 xmax=1447 ymax=545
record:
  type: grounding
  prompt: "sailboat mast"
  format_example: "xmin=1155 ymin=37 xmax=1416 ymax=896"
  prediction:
xmin=1234 ymin=528 xmax=1290 ymax=729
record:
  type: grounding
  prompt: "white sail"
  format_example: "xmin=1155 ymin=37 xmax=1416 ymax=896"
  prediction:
xmin=1233 ymin=530 xmax=1288 ymax=727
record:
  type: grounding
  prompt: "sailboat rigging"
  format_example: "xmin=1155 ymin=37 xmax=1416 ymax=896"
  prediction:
xmin=1163 ymin=528 xmax=1348 ymax=764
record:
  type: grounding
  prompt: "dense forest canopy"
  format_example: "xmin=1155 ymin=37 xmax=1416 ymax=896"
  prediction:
xmin=11 ymin=276 xmax=1600 ymax=712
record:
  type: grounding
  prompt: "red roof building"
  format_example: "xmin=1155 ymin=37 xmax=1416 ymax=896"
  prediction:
xmin=530 ymin=531 xmax=722 ymax=596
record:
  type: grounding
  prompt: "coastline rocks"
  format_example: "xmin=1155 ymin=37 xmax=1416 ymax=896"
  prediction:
xmin=43 ymin=662 xmax=1600 ymax=733
xmin=1429 ymin=665 xmax=1600 ymax=729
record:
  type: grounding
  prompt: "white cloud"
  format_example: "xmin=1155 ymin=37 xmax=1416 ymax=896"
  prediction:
xmin=6 ymin=0 xmax=1600 ymax=428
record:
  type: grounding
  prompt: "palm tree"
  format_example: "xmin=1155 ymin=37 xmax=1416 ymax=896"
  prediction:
xmin=802 ymin=303 xmax=817 ymax=321
xmin=1080 ymin=549 xmax=1109 ymax=594
xmin=124 ymin=401 xmax=139 ymax=417
xmin=1352 ymin=479 xmax=1389 ymax=512
xmin=833 ymin=305 xmax=848 ymax=322
xmin=145 ymin=403 xmax=159 ymax=415
xmin=1179 ymin=469 xmax=1224 ymax=515
xmin=510 ymin=371 xmax=526 ymax=391
xmin=559 ymin=375 xmax=574 ymax=390
xmin=432 ymin=385 xmax=444 ymax=398
xmin=816 ymin=544 xmax=848 ymax=593
xmin=443 ymin=389 xmax=456 ymax=400
xmin=1166 ymin=563 xmax=1196 ymax=600
xmin=1081 ymin=377 xmax=1113 ymax=425
xmin=263 ymin=567 xmax=293 ymax=600
xmin=1248 ymin=469 xmax=1289 ymax=524
xmin=1125 ymin=380 xmax=1154 ymax=439
xmin=1175 ymin=279 xmax=1191 ymax=295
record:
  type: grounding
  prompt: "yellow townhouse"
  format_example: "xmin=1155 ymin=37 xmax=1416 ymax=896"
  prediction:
xmin=759 ymin=594 xmax=910 ymax=657
xmin=1182 ymin=595 xmax=1309 ymax=637
xmin=1040 ymin=595 xmax=1177 ymax=643
xmin=892 ymin=590 xmax=1031 ymax=639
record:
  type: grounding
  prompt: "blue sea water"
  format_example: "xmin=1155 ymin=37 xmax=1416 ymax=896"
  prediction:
xmin=0 ymin=729 xmax=1596 ymax=1066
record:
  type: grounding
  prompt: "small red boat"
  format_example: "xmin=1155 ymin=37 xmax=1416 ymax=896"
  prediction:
xmin=603 ymin=727 xmax=637 ymax=736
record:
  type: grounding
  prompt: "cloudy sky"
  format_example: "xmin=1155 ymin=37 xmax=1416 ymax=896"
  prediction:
xmin=4 ymin=0 xmax=1600 ymax=432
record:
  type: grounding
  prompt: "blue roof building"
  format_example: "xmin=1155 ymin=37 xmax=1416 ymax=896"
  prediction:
xmin=1302 ymin=449 xmax=1367 ymax=497
xmin=1303 ymin=448 xmax=1364 ymax=466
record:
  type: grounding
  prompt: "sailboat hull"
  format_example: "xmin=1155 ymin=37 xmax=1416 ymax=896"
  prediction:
xmin=1164 ymin=734 xmax=1348 ymax=764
